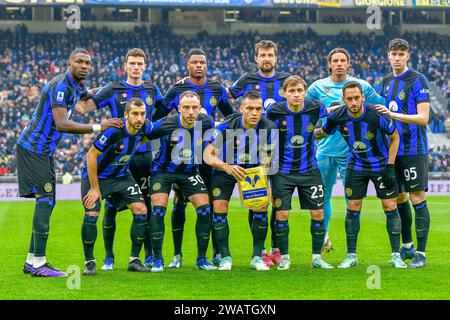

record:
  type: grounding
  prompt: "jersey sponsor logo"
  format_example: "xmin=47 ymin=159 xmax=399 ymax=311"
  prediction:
xmin=353 ymin=141 xmax=371 ymax=153
xmin=212 ymin=188 xmax=221 ymax=197
xmin=398 ymin=90 xmax=405 ymax=100
xmin=44 ymin=183 xmax=53 ymax=193
xmin=264 ymin=98 xmax=276 ymax=110
xmin=56 ymin=91 xmax=65 ymax=102
xmin=237 ymin=153 xmax=252 ymax=163
xmin=178 ymin=149 xmax=193 ymax=160
xmin=286 ymin=135 xmax=307 ymax=149
xmin=200 ymin=108 xmax=208 ymax=115
xmin=365 ymin=131 xmax=374 ymax=140
xmin=209 ymin=97 xmax=217 ymax=106
xmin=389 ymin=101 xmax=399 ymax=112
xmin=146 ymin=96 xmax=153 ymax=106
xmin=99 ymin=135 xmax=108 ymax=145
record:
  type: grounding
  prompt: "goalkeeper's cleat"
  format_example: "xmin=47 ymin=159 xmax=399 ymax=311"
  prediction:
xmin=277 ymin=255 xmax=291 ymax=271
xmin=251 ymin=256 xmax=270 ymax=271
xmin=83 ymin=260 xmax=97 ymax=276
xmin=312 ymin=256 xmax=334 ymax=269
xmin=400 ymin=244 xmax=416 ymax=261
xmin=31 ymin=263 xmax=67 ymax=277
xmin=23 ymin=262 xmax=35 ymax=274
xmin=388 ymin=252 xmax=407 ymax=269
xmin=338 ymin=253 xmax=358 ymax=269
xmin=144 ymin=256 xmax=154 ymax=269
xmin=269 ymin=250 xmax=282 ymax=265
xmin=127 ymin=259 xmax=150 ymax=272
xmin=218 ymin=256 xmax=232 ymax=271
xmin=101 ymin=258 xmax=114 ymax=271
xmin=408 ymin=252 xmax=426 ymax=268
xmin=321 ymin=238 xmax=335 ymax=257
xmin=151 ymin=259 xmax=164 ymax=273
xmin=211 ymin=254 xmax=221 ymax=267
xmin=168 ymin=254 xmax=182 ymax=269
xmin=196 ymin=258 xmax=217 ymax=271
xmin=261 ymin=252 xmax=274 ymax=268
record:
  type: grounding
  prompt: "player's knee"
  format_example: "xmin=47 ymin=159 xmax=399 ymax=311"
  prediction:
xmin=275 ymin=210 xmax=289 ymax=221
xmin=130 ymin=202 xmax=147 ymax=215
xmin=382 ymin=199 xmax=397 ymax=212
xmin=310 ymin=210 xmax=323 ymax=220
xmin=213 ymin=201 xmax=228 ymax=213
xmin=151 ymin=194 xmax=168 ymax=207
xmin=348 ymin=199 xmax=362 ymax=211
xmin=409 ymin=191 xmax=426 ymax=205
xmin=397 ymin=192 xmax=408 ymax=204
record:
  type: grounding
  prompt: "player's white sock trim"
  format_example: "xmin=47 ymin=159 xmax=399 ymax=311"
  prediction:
xmin=33 ymin=256 xmax=46 ymax=268
xmin=85 ymin=259 xmax=95 ymax=265
xmin=312 ymin=254 xmax=321 ymax=261
xmin=26 ymin=253 xmax=34 ymax=265
xmin=402 ymin=242 xmax=413 ymax=249
xmin=416 ymin=251 xmax=426 ymax=257
xmin=130 ymin=256 xmax=139 ymax=262
xmin=270 ymin=248 xmax=280 ymax=253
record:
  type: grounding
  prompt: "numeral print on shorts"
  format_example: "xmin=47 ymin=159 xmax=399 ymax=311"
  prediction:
xmin=188 ymin=175 xmax=204 ymax=186
xmin=310 ymin=185 xmax=324 ymax=199
xmin=140 ymin=176 xmax=151 ymax=190
xmin=127 ymin=184 xmax=143 ymax=195
xmin=404 ymin=167 xmax=417 ymax=182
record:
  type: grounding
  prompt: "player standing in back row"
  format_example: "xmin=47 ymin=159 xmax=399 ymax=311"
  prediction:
xmin=377 ymin=38 xmax=431 ymax=268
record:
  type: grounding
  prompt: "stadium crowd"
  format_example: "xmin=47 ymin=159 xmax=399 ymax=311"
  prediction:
xmin=0 ymin=25 xmax=449 ymax=176
xmin=428 ymin=145 xmax=450 ymax=173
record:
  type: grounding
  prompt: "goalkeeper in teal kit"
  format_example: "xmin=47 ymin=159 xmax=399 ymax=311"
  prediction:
xmin=306 ymin=48 xmax=385 ymax=253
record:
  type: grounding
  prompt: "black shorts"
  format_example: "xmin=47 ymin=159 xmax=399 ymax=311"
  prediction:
xmin=16 ymin=144 xmax=55 ymax=198
xmin=395 ymin=155 xmax=428 ymax=193
xmin=172 ymin=164 xmax=213 ymax=204
xmin=81 ymin=175 xmax=145 ymax=212
xmin=149 ymin=170 xmax=208 ymax=198
xmin=210 ymin=170 xmax=237 ymax=201
xmin=129 ymin=152 xmax=152 ymax=200
xmin=345 ymin=168 xmax=398 ymax=200
xmin=271 ymin=170 xmax=324 ymax=210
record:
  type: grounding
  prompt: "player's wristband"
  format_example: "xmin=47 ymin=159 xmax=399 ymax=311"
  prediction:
xmin=92 ymin=124 xmax=102 ymax=133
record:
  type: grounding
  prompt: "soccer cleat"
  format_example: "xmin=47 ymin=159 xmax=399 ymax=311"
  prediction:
xmin=312 ymin=256 xmax=334 ymax=269
xmin=31 ymin=263 xmax=67 ymax=277
xmin=400 ymin=245 xmax=416 ymax=261
xmin=261 ymin=252 xmax=274 ymax=268
xmin=388 ymin=252 xmax=407 ymax=269
xmin=83 ymin=261 xmax=97 ymax=276
xmin=251 ymin=256 xmax=270 ymax=271
xmin=23 ymin=262 xmax=35 ymax=274
xmin=277 ymin=255 xmax=291 ymax=271
xmin=269 ymin=251 xmax=282 ymax=265
xmin=168 ymin=254 xmax=182 ymax=269
xmin=408 ymin=252 xmax=427 ymax=268
xmin=211 ymin=254 xmax=221 ymax=267
xmin=338 ymin=253 xmax=358 ymax=269
xmin=100 ymin=258 xmax=114 ymax=271
xmin=196 ymin=258 xmax=218 ymax=271
xmin=321 ymin=238 xmax=335 ymax=257
xmin=151 ymin=259 xmax=164 ymax=273
xmin=218 ymin=256 xmax=232 ymax=271
xmin=127 ymin=259 xmax=150 ymax=272
xmin=144 ymin=256 xmax=154 ymax=269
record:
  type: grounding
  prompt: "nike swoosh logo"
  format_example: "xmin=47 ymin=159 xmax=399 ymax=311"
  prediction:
xmin=103 ymin=226 xmax=114 ymax=229
xmin=172 ymin=228 xmax=182 ymax=232
xmin=280 ymin=128 xmax=287 ymax=132
xmin=120 ymin=100 xmax=127 ymax=104
xmin=386 ymin=191 xmax=395 ymax=196
xmin=201 ymin=188 xmax=207 ymax=191
xmin=114 ymin=151 xmax=122 ymax=154
xmin=316 ymin=231 xmax=325 ymax=235
xmin=417 ymin=229 xmax=426 ymax=232
xmin=317 ymin=202 xmax=324 ymax=206
xmin=83 ymin=240 xmax=95 ymax=244
xmin=152 ymin=237 xmax=162 ymax=240
xmin=411 ymin=184 xmax=419 ymax=188
xmin=137 ymin=237 xmax=145 ymax=240
xmin=258 ymin=226 xmax=268 ymax=229
xmin=215 ymin=226 xmax=225 ymax=231
xmin=202 ymin=237 xmax=210 ymax=240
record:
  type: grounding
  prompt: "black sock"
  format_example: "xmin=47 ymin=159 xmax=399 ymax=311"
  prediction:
xmin=345 ymin=209 xmax=361 ymax=254
xmin=385 ymin=209 xmax=401 ymax=253
xmin=150 ymin=206 xmax=166 ymax=260
xmin=274 ymin=219 xmax=289 ymax=255
xmin=251 ymin=212 xmax=268 ymax=257
xmin=211 ymin=216 xmax=220 ymax=257
xmin=195 ymin=205 xmax=211 ymax=260
xmin=82 ymin=214 xmax=98 ymax=261
xmin=213 ymin=213 xmax=230 ymax=258
xmin=413 ymin=201 xmax=430 ymax=252
xmin=33 ymin=196 xmax=55 ymax=257
xmin=270 ymin=208 xmax=277 ymax=249
xmin=130 ymin=214 xmax=147 ymax=258
xmin=102 ymin=200 xmax=117 ymax=259
xmin=397 ymin=201 xmax=413 ymax=244
xmin=171 ymin=203 xmax=186 ymax=256
xmin=143 ymin=198 xmax=153 ymax=259
xmin=28 ymin=232 xmax=34 ymax=255
xmin=311 ymin=219 xmax=326 ymax=255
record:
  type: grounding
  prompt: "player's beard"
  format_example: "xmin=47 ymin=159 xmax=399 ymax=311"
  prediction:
xmin=259 ymin=63 xmax=274 ymax=74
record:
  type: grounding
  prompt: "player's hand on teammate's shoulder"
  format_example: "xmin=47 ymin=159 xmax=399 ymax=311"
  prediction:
xmin=224 ymin=164 xmax=247 ymax=181
xmin=100 ymin=118 xmax=124 ymax=131
xmin=83 ymin=188 xmax=102 ymax=209
xmin=375 ymin=104 xmax=390 ymax=115
xmin=175 ymin=76 xmax=189 ymax=85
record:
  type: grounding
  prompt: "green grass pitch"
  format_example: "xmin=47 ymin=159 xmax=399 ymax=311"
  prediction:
xmin=1 ymin=196 xmax=449 ymax=300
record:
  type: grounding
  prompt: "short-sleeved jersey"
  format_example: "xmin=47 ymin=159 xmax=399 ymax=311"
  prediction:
xmin=322 ymin=104 xmax=396 ymax=172
xmin=229 ymin=71 xmax=290 ymax=110
xmin=154 ymin=78 xmax=233 ymax=120
xmin=306 ymin=75 xmax=386 ymax=158
xmin=210 ymin=113 xmax=277 ymax=169
xmin=92 ymin=80 xmax=164 ymax=153
xmin=82 ymin=119 xmax=151 ymax=180
xmin=266 ymin=100 xmax=327 ymax=174
xmin=381 ymin=69 xmax=430 ymax=156
xmin=17 ymin=72 xmax=86 ymax=157
xmin=149 ymin=113 xmax=214 ymax=174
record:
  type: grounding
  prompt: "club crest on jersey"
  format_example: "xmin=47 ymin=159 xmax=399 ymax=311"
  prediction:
xmin=56 ymin=91 xmax=65 ymax=102
xmin=307 ymin=123 xmax=315 ymax=133
xmin=278 ymin=88 xmax=284 ymax=97
xmin=365 ymin=131 xmax=374 ymax=140
xmin=146 ymin=96 xmax=153 ymax=106
xmin=245 ymin=175 xmax=260 ymax=188
xmin=264 ymin=98 xmax=276 ymax=110
xmin=255 ymin=84 xmax=260 ymax=90
xmin=398 ymin=90 xmax=405 ymax=100
xmin=389 ymin=101 xmax=399 ymax=112
xmin=209 ymin=97 xmax=217 ymax=106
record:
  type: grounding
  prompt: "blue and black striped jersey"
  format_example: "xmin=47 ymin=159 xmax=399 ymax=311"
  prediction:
xmin=92 ymin=80 xmax=164 ymax=153
xmin=323 ymin=104 xmax=396 ymax=172
xmin=381 ymin=69 xmax=430 ymax=156
xmin=17 ymin=72 xmax=86 ymax=156
xmin=266 ymin=101 xmax=327 ymax=174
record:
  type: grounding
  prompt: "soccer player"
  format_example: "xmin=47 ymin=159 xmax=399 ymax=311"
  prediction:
xmin=76 ymin=48 xmax=164 ymax=270
xmin=17 ymin=48 xmax=122 ymax=277
xmin=81 ymin=98 xmax=152 ymax=275
xmin=377 ymin=38 xmax=431 ymax=268
xmin=228 ymin=40 xmax=290 ymax=266
xmin=153 ymin=48 xmax=234 ymax=269
xmin=204 ymin=90 xmax=277 ymax=271
xmin=306 ymin=48 xmax=385 ymax=254
xmin=148 ymin=91 xmax=216 ymax=272
xmin=266 ymin=76 xmax=335 ymax=270
xmin=315 ymin=81 xmax=406 ymax=269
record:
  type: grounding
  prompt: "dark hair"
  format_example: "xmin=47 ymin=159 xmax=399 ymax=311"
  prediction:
xmin=179 ymin=90 xmax=201 ymax=103
xmin=125 ymin=97 xmax=145 ymax=113
xmin=242 ymin=90 xmax=262 ymax=101
xmin=186 ymin=48 xmax=207 ymax=61
xmin=124 ymin=48 xmax=147 ymax=64
xmin=70 ymin=48 xmax=89 ymax=60
xmin=255 ymin=40 xmax=278 ymax=57
xmin=327 ymin=48 xmax=351 ymax=74
xmin=342 ymin=81 xmax=363 ymax=95
xmin=388 ymin=38 xmax=409 ymax=52
xmin=283 ymin=75 xmax=308 ymax=91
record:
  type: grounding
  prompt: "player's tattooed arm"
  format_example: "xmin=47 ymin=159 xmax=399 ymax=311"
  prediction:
xmin=203 ymin=143 xmax=246 ymax=181
xmin=375 ymin=102 xmax=430 ymax=126
xmin=83 ymin=146 xmax=102 ymax=209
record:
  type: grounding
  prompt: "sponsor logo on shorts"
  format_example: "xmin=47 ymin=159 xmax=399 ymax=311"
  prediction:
xmin=152 ymin=183 xmax=161 ymax=191
xmin=212 ymin=188 xmax=221 ymax=197
xmin=345 ymin=187 xmax=353 ymax=197
xmin=44 ymin=183 xmax=53 ymax=193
